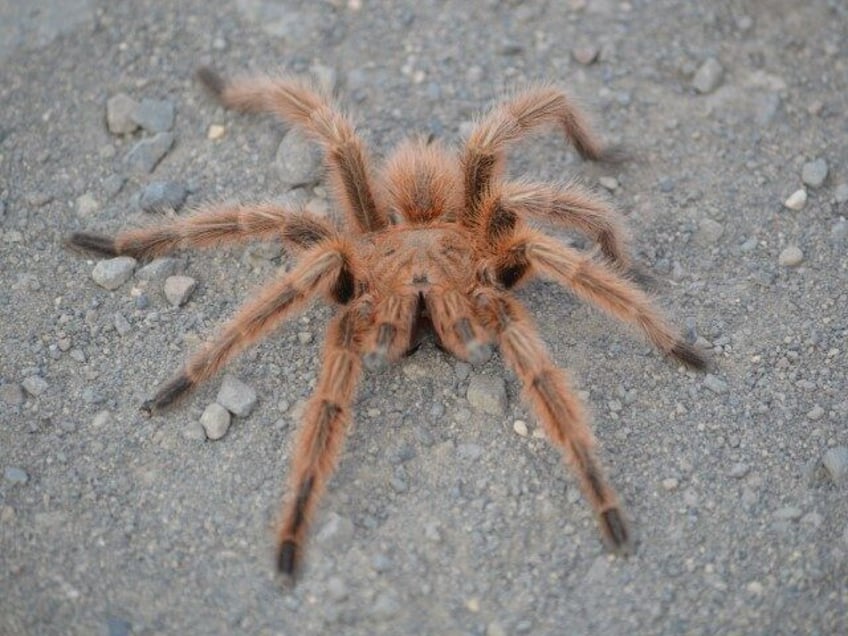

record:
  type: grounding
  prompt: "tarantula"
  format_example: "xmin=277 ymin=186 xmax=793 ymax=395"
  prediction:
xmin=68 ymin=67 xmax=706 ymax=580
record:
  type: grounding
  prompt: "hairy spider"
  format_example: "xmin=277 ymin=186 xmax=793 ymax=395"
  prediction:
xmin=68 ymin=67 xmax=706 ymax=580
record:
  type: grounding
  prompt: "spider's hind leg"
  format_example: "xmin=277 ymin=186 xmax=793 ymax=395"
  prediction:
xmin=277 ymin=303 xmax=368 ymax=578
xmin=476 ymin=290 xmax=633 ymax=555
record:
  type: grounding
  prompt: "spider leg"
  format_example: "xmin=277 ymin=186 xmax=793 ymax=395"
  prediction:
xmin=362 ymin=291 xmax=420 ymax=372
xmin=475 ymin=290 xmax=631 ymax=553
xmin=197 ymin=67 xmax=387 ymax=233
xmin=424 ymin=287 xmax=493 ymax=364
xmin=461 ymin=85 xmax=620 ymax=222
xmin=277 ymin=303 xmax=368 ymax=578
xmin=142 ymin=242 xmax=355 ymax=414
xmin=486 ymin=229 xmax=706 ymax=369
xmin=482 ymin=180 xmax=631 ymax=269
xmin=66 ymin=203 xmax=334 ymax=261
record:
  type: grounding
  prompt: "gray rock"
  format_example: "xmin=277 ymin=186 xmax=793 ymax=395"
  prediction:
xmin=806 ymin=405 xmax=825 ymax=420
xmin=132 ymin=98 xmax=175 ymax=133
xmin=834 ymin=184 xmax=848 ymax=204
xmin=696 ymin=218 xmax=724 ymax=246
xmin=822 ymin=446 xmax=848 ymax=486
xmin=692 ymin=58 xmax=724 ymax=94
xmin=92 ymin=256 xmax=137 ymax=290
xmin=783 ymin=189 xmax=807 ymax=210
xmin=114 ymin=312 xmax=131 ymax=336
xmin=163 ymin=275 xmax=197 ymax=307
xmin=76 ymin=192 xmax=99 ymax=217
xmin=778 ymin=246 xmax=804 ymax=267
xmin=276 ymin=129 xmax=322 ymax=187
xmin=106 ymin=93 xmax=139 ymax=134
xmin=4 ymin=466 xmax=29 ymax=484
xmin=125 ymin=132 xmax=175 ymax=174
xmin=801 ymin=158 xmax=828 ymax=188
xmin=773 ymin=506 xmax=803 ymax=521
xmin=139 ymin=181 xmax=188 ymax=212
xmin=21 ymin=376 xmax=48 ymax=396
xmin=200 ymin=403 xmax=231 ymax=440
xmin=136 ymin=257 xmax=180 ymax=281
xmin=182 ymin=420 xmax=206 ymax=441
xmin=216 ymin=374 xmax=257 ymax=417
xmin=704 ymin=374 xmax=729 ymax=394
xmin=467 ymin=374 xmax=508 ymax=415
xmin=831 ymin=218 xmax=848 ymax=243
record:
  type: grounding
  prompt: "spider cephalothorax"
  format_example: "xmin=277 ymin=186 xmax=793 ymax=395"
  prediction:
xmin=68 ymin=67 xmax=706 ymax=580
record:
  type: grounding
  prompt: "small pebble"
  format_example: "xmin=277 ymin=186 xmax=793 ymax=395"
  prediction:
xmin=457 ymin=443 xmax=483 ymax=461
xmin=746 ymin=580 xmax=764 ymax=595
xmin=297 ymin=332 xmax=313 ymax=345
xmin=22 ymin=376 xmax=48 ymax=396
xmin=801 ymin=158 xmax=828 ymax=188
xmin=696 ymin=218 xmax=724 ymax=246
xmin=598 ymin=176 xmax=619 ymax=191
xmin=729 ymin=463 xmax=749 ymax=479
xmin=76 ymin=192 xmax=99 ymax=217
xmin=704 ymin=374 xmax=729 ymax=394
xmin=182 ymin=420 xmax=206 ymax=441
xmin=834 ymin=183 xmax=848 ymax=204
xmin=106 ymin=93 xmax=139 ymax=134
xmin=207 ymin=124 xmax=226 ymax=140
xmin=4 ymin=467 xmax=29 ymax=484
xmin=114 ymin=313 xmax=131 ymax=336
xmin=692 ymin=58 xmax=724 ymax=94
xmin=139 ymin=181 xmax=188 ymax=212
xmin=467 ymin=374 xmax=508 ymax=415
xmin=806 ymin=405 xmax=824 ymax=421
xmin=136 ymin=257 xmax=179 ymax=281
xmin=92 ymin=257 xmax=137 ymax=290
xmin=778 ymin=246 xmax=804 ymax=267
xmin=822 ymin=446 xmax=848 ymax=486
xmin=200 ymin=403 xmax=232 ymax=440
xmin=572 ymin=45 xmax=599 ymax=65
xmin=164 ymin=275 xmax=197 ymax=307
xmin=773 ymin=506 xmax=802 ymax=521
xmin=132 ymin=98 xmax=175 ymax=133
xmin=125 ymin=132 xmax=175 ymax=174
xmin=513 ymin=420 xmax=529 ymax=437
xmin=783 ymin=189 xmax=807 ymax=210
xmin=662 ymin=478 xmax=679 ymax=491
xmin=216 ymin=374 xmax=257 ymax=417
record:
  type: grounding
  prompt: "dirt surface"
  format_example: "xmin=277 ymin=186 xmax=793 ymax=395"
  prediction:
xmin=2 ymin=1 xmax=847 ymax=634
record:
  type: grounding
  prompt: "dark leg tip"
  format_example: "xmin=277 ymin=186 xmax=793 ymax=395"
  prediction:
xmin=277 ymin=540 xmax=298 ymax=577
xmin=65 ymin=232 xmax=119 ymax=258
xmin=363 ymin=350 xmax=389 ymax=373
xmin=670 ymin=341 xmax=709 ymax=371
xmin=466 ymin=341 xmax=493 ymax=365
xmin=196 ymin=66 xmax=226 ymax=99
xmin=600 ymin=508 xmax=633 ymax=556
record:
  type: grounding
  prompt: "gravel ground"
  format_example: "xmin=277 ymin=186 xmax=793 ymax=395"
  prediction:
xmin=2 ymin=1 xmax=847 ymax=634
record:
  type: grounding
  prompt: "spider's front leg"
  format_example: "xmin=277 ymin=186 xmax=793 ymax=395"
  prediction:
xmin=475 ymin=290 xmax=631 ymax=553
xmin=488 ymin=229 xmax=706 ymax=369
xmin=276 ymin=302 xmax=370 ymax=579
xmin=142 ymin=242 xmax=355 ymax=414
xmin=66 ymin=203 xmax=334 ymax=261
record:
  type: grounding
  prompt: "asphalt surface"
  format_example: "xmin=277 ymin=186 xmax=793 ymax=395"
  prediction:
xmin=2 ymin=1 xmax=847 ymax=634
